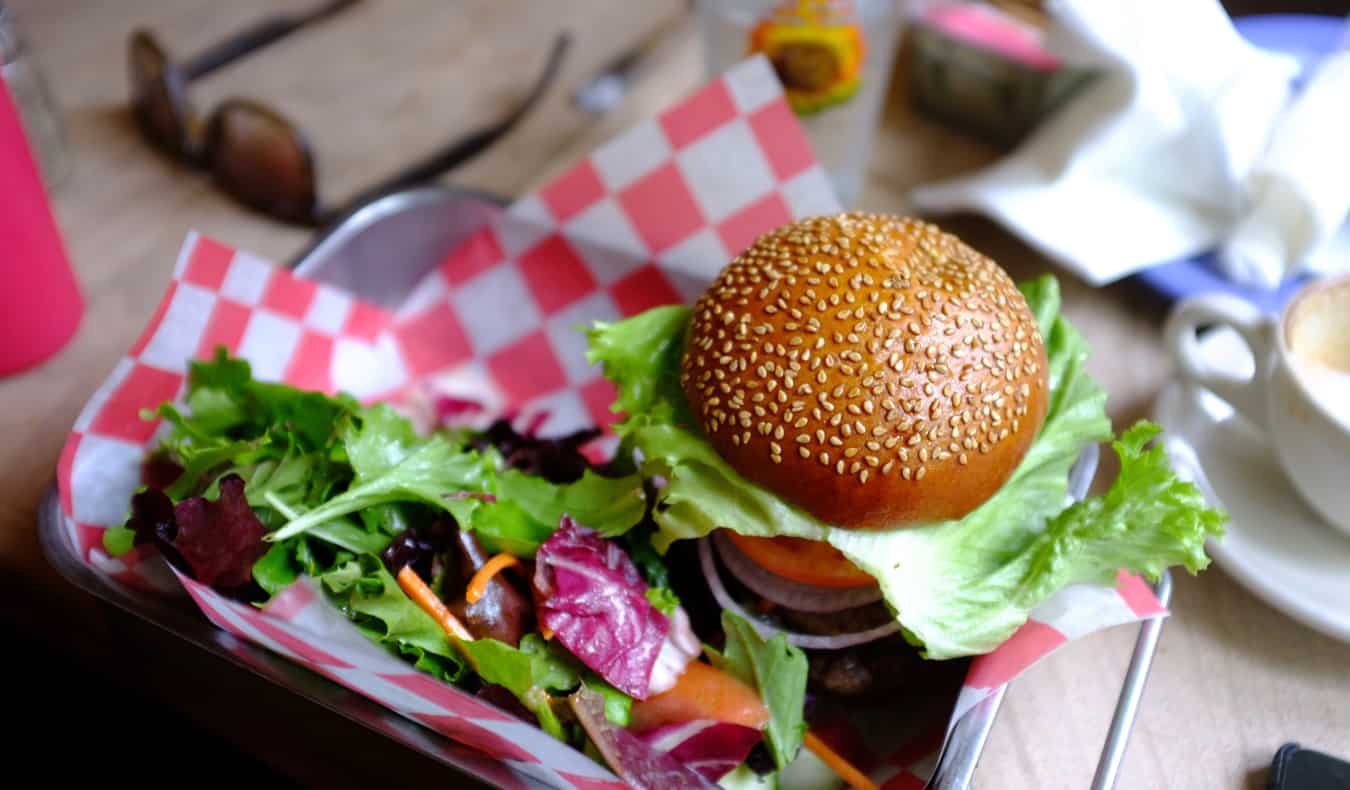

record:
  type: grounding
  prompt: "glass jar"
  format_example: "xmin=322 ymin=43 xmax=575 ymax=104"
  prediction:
xmin=1 ymin=3 xmax=69 ymax=190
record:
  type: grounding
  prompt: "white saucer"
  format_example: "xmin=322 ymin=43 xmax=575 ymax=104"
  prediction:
xmin=1152 ymin=327 xmax=1350 ymax=644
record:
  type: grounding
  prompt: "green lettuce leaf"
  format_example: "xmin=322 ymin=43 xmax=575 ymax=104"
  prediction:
xmin=184 ymin=347 xmax=358 ymax=451
xmin=619 ymin=524 xmax=672 ymax=589
xmin=253 ymin=539 xmax=300 ymax=595
xmin=644 ymin=586 xmax=680 ymax=616
xmin=461 ymin=634 xmax=581 ymax=738
xmin=709 ymin=611 xmax=807 ymax=771
xmin=587 ymin=275 xmax=1227 ymax=659
xmin=1019 ymin=422 xmax=1226 ymax=597
xmin=494 ymin=468 xmax=648 ymax=539
xmin=102 ymin=525 xmax=137 ymax=557
xmin=269 ymin=434 xmax=647 ymax=556
xmin=585 ymin=305 xmax=694 ymax=429
xmin=343 ymin=403 xmax=427 ymax=483
xmin=267 ymin=437 xmax=496 ymax=542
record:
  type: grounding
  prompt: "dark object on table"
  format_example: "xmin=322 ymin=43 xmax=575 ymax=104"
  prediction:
xmin=128 ymin=1 xmax=568 ymax=227
xmin=1267 ymin=743 xmax=1350 ymax=790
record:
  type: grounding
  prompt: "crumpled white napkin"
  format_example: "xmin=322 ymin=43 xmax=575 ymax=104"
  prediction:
xmin=909 ymin=0 xmax=1339 ymax=288
xmin=1218 ymin=50 xmax=1350 ymax=289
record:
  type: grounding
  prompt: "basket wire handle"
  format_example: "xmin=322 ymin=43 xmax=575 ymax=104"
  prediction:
xmin=925 ymin=569 xmax=1173 ymax=789
xmin=1091 ymin=569 xmax=1173 ymax=789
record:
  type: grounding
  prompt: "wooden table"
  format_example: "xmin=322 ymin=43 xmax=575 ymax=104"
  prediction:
xmin=3 ymin=1 xmax=1348 ymax=787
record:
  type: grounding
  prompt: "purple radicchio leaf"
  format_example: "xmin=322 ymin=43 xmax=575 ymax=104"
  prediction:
xmin=569 ymin=688 xmax=717 ymax=790
xmin=533 ymin=516 xmax=668 ymax=699
xmin=636 ymin=720 xmax=765 ymax=782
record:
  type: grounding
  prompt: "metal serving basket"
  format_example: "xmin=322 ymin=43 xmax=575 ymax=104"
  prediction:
xmin=38 ymin=184 xmax=1171 ymax=790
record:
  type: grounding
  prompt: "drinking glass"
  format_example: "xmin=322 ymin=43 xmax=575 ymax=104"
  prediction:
xmin=695 ymin=0 xmax=902 ymax=207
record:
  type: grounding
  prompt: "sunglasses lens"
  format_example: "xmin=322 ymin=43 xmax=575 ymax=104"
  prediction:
xmin=207 ymin=103 xmax=317 ymax=224
xmin=129 ymin=33 xmax=191 ymax=154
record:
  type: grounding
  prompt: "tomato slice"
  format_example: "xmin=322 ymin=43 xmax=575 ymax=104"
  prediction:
xmin=724 ymin=532 xmax=875 ymax=589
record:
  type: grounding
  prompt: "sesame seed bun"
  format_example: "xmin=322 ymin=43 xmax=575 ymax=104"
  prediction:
xmin=679 ymin=213 xmax=1049 ymax=530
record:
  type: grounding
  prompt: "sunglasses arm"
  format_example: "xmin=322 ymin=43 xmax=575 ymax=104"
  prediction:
xmin=316 ymin=32 xmax=571 ymax=227
xmin=182 ymin=0 xmax=362 ymax=81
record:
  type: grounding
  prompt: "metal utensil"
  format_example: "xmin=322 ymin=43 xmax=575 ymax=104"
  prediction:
xmin=572 ymin=11 xmax=683 ymax=115
xmin=926 ymin=443 xmax=1172 ymax=789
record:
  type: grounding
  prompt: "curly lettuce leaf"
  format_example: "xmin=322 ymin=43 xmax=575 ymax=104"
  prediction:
xmin=183 ymin=347 xmax=358 ymax=452
xmin=587 ymin=275 xmax=1227 ymax=659
xmin=318 ymin=554 xmax=466 ymax=683
xmin=586 ymin=305 xmax=694 ymax=429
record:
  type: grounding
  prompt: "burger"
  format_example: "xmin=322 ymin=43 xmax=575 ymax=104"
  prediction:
xmin=587 ymin=211 xmax=1224 ymax=696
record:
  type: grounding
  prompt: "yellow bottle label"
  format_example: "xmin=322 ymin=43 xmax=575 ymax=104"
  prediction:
xmin=748 ymin=0 xmax=866 ymax=115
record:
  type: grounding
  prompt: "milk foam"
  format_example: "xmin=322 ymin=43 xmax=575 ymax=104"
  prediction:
xmin=1287 ymin=280 xmax=1350 ymax=430
xmin=1292 ymin=357 xmax=1350 ymax=431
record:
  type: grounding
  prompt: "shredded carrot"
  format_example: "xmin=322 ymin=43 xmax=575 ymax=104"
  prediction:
xmin=804 ymin=730 xmax=879 ymax=790
xmin=540 ymin=625 xmax=554 ymax=641
xmin=397 ymin=565 xmax=475 ymax=643
xmin=465 ymin=553 xmax=521 ymax=604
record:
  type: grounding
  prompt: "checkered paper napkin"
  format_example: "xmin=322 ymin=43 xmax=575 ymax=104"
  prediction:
xmin=56 ymin=56 xmax=1166 ymax=789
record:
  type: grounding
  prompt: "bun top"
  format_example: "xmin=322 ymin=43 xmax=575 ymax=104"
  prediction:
xmin=679 ymin=213 xmax=1050 ymax=530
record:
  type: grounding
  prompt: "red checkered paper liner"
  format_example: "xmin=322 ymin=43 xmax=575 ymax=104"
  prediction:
xmin=56 ymin=55 xmax=1166 ymax=789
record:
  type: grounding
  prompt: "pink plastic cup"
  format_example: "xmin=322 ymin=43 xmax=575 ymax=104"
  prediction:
xmin=0 ymin=76 xmax=81 ymax=376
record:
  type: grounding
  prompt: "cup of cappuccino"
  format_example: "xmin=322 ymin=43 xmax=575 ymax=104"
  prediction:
xmin=1165 ymin=274 xmax=1350 ymax=535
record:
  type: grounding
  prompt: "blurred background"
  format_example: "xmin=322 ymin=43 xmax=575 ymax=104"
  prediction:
xmin=4 ymin=1 xmax=1349 ymax=787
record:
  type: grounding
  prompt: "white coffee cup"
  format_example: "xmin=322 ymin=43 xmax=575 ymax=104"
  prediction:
xmin=1164 ymin=274 xmax=1350 ymax=535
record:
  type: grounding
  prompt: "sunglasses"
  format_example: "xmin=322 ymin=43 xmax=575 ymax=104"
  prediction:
xmin=129 ymin=2 xmax=569 ymax=227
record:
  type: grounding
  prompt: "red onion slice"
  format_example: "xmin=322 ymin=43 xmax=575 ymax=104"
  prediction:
xmin=697 ymin=538 xmax=900 ymax=650
xmin=711 ymin=531 xmax=882 ymax=613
